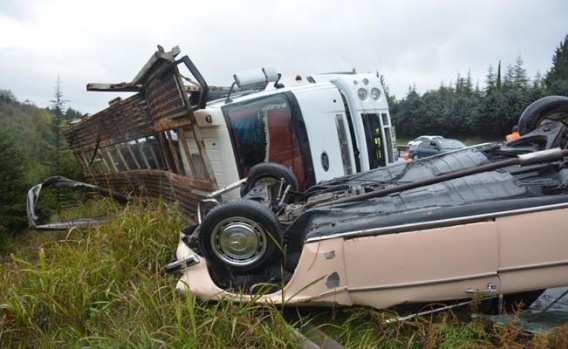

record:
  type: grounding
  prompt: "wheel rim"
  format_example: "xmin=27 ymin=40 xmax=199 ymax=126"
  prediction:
xmin=536 ymin=112 xmax=568 ymax=147
xmin=256 ymin=176 xmax=284 ymax=194
xmin=210 ymin=216 xmax=268 ymax=267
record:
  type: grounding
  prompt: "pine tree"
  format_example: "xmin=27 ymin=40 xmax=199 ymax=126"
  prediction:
xmin=45 ymin=79 xmax=83 ymax=182
xmin=0 ymin=128 xmax=28 ymax=240
xmin=496 ymin=61 xmax=503 ymax=91
xmin=545 ymin=34 xmax=568 ymax=95
xmin=0 ymin=89 xmax=17 ymax=104
xmin=533 ymin=72 xmax=544 ymax=89
xmin=504 ymin=64 xmax=515 ymax=90
xmin=65 ymin=107 xmax=83 ymax=121
xmin=455 ymin=73 xmax=462 ymax=93
xmin=376 ymin=71 xmax=394 ymax=103
xmin=48 ymin=77 xmax=69 ymax=213
xmin=466 ymin=70 xmax=473 ymax=94
xmin=512 ymin=56 xmax=529 ymax=89
xmin=50 ymin=77 xmax=67 ymax=175
xmin=485 ymin=64 xmax=496 ymax=94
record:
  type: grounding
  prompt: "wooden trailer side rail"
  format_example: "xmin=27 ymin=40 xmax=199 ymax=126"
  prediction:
xmin=64 ymin=46 xmax=218 ymax=217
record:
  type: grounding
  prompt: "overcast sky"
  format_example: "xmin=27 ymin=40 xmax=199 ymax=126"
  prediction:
xmin=1 ymin=0 xmax=567 ymax=114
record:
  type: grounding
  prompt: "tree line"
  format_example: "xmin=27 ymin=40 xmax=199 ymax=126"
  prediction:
xmin=389 ymin=35 xmax=568 ymax=141
xmin=0 ymin=87 xmax=82 ymax=246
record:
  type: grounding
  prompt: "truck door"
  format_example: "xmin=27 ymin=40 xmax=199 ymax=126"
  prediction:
xmin=292 ymin=86 xmax=357 ymax=183
xmin=361 ymin=113 xmax=387 ymax=168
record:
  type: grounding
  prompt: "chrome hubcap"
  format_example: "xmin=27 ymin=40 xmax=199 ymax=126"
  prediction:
xmin=210 ymin=217 xmax=267 ymax=267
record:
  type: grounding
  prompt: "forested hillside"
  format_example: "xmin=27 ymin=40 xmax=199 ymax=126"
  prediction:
xmin=2 ymin=91 xmax=63 ymax=181
xmin=390 ymin=34 xmax=568 ymax=140
xmin=0 ymin=90 xmax=82 ymax=240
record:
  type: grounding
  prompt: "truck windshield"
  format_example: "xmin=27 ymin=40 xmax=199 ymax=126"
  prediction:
xmin=223 ymin=94 xmax=308 ymax=189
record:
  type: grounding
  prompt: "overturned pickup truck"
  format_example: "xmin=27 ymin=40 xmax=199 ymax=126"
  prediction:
xmin=167 ymin=96 xmax=568 ymax=312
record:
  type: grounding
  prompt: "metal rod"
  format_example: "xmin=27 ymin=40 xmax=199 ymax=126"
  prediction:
xmin=207 ymin=178 xmax=247 ymax=198
xmin=384 ymin=299 xmax=480 ymax=323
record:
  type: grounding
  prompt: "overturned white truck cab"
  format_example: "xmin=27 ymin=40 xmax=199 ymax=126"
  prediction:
xmin=65 ymin=46 xmax=396 ymax=216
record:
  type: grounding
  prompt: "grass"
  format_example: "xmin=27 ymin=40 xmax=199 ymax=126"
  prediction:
xmin=1 ymin=199 xmax=567 ymax=348
xmin=0 ymin=200 xmax=301 ymax=348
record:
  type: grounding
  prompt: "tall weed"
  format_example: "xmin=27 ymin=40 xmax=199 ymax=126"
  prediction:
xmin=1 ymin=199 xmax=567 ymax=348
xmin=0 ymin=200 xmax=300 ymax=348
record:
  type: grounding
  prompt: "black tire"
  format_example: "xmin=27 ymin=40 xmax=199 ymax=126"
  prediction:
xmin=412 ymin=155 xmax=419 ymax=160
xmin=241 ymin=162 xmax=299 ymax=200
xmin=198 ymin=199 xmax=283 ymax=273
xmin=518 ymin=95 xmax=568 ymax=135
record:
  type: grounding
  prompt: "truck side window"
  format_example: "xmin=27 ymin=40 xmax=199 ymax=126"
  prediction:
xmin=223 ymin=94 xmax=306 ymax=188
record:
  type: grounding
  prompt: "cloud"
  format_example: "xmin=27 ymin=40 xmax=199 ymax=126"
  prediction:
xmin=0 ymin=0 xmax=567 ymax=112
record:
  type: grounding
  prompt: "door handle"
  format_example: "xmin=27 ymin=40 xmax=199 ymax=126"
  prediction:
xmin=464 ymin=282 xmax=497 ymax=294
